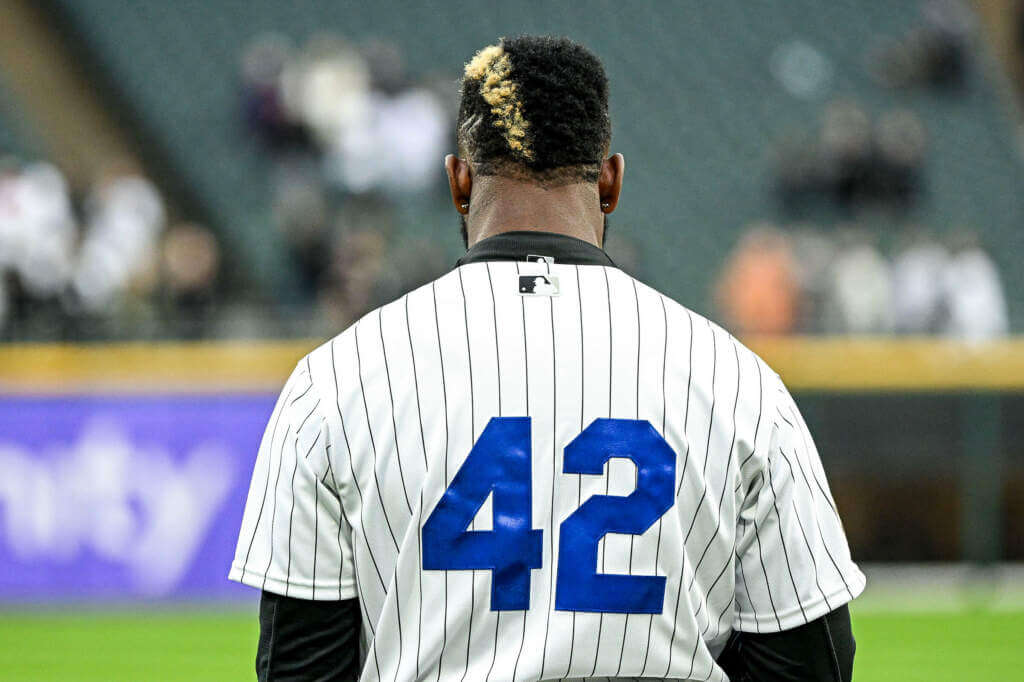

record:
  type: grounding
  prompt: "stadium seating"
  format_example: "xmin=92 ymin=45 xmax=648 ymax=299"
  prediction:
xmin=0 ymin=78 xmax=43 ymax=159
xmin=43 ymin=0 xmax=1024 ymax=326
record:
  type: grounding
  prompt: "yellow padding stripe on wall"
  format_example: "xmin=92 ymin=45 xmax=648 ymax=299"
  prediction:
xmin=1 ymin=337 xmax=1024 ymax=393
xmin=745 ymin=336 xmax=1024 ymax=391
xmin=0 ymin=341 xmax=316 ymax=394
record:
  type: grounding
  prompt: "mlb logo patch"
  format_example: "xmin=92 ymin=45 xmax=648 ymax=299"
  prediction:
xmin=518 ymin=274 xmax=560 ymax=296
xmin=527 ymin=254 xmax=555 ymax=266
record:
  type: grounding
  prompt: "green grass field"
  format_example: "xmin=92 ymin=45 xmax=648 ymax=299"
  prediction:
xmin=1 ymin=607 xmax=1021 ymax=680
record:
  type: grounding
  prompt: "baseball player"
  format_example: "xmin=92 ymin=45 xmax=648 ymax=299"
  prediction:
xmin=231 ymin=35 xmax=864 ymax=681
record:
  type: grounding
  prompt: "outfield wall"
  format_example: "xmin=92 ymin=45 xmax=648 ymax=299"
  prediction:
xmin=0 ymin=338 xmax=1020 ymax=602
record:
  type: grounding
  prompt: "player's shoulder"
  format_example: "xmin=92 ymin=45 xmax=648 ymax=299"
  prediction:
xmin=300 ymin=271 xmax=459 ymax=389
xmin=629 ymin=271 xmax=782 ymax=387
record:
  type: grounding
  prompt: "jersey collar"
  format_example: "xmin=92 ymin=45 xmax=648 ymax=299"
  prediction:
xmin=456 ymin=231 xmax=616 ymax=267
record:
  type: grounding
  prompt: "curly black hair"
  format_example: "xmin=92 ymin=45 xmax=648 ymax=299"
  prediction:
xmin=457 ymin=35 xmax=611 ymax=186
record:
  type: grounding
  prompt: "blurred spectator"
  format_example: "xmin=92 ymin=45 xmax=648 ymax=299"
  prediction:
xmin=241 ymin=33 xmax=309 ymax=149
xmin=327 ymin=84 xmax=447 ymax=195
xmin=271 ymin=163 xmax=332 ymax=294
xmin=239 ymin=32 xmax=453 ymax=333
xmin=788 ymin=225 xmax=837 ymax=333
xmin=70 ymin=169 xmax=165 ymax=314
xmin=775 ymin=101 xmax=927 ymax=212
xmin=372 ymin=235 xmax=447 ymax=306
xmin=715 ymin=223 xmax=801 ymax=335
xmin=324 ymin=37 xmax=447 ymax=195
xmin=161 ymin=222 xmax=220 ymax=337
xmin=362 ymin=39 xmax=407 ymax=96
xmin=243 ymin=33 xmax=450 ymax=197
xmin=0 ymin=151 xmax=190 ymax=339
xmin=318 ymin=226 xmax=389 ymax=330
xmin=0 ymin=272 xmax=6 ymax=333
xmin=824 ymin=228 xmax=893 ymax=334
xmin=941 ymin=231 xmax=1008 ymax=340
xmin=820 ymin=100 xmax=873 ymax=207
xmin=723 ymin=221 xmax=1010 ymax=340
xmin=869 ymin=0 xmax=974 ymax=91
xmin=891 ymin=229 xmax=948 ymax=334
xmin=872 ymin=109 xmax=927 ymax=208
xmin=1 ymin=162 xmax=77 ymax=300
xmin=278 ymin=34 xmax=372 ymax=152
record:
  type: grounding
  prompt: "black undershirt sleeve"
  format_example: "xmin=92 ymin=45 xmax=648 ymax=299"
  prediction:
xmin=717 ymin=604 xmax=856 ymax=682
xmin=253 ymin=593 xmax=852 ymax=681
xmin=256 ymin=591 xmax=362 ymax=682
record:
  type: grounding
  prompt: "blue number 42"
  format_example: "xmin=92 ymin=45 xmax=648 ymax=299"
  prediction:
xmin=422 ymin=417 xmax=676 ymax=614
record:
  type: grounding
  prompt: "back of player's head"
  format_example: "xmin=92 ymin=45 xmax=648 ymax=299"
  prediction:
xmin=457 ymin=35 xmax=611 ymax=186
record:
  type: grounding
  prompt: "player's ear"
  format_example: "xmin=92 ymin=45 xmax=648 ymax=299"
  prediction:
xmin=598 ymin=153 xmax=624 ymax=214
xmin=445 ymin=154 xmax=473 ymax=215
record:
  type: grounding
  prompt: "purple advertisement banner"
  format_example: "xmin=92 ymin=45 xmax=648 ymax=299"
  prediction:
xmin=0 ymin=394 xmax=275 ymax=602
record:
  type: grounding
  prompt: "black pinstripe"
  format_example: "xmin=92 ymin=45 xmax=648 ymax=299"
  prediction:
xmin=430 ymin=281 xmax=452 ymax=682
xmin=614 ymin=278 xmax=643 ymax=676
xmin=750 ymin=473 xmax=782 ymax=630
xmin=638 ymin=294 xmax=670 ymax=677
xmin=379 ymin=308 xmax=414 ymax=515
xmin=778 ymin=449 xmax=832 ymax=612
xmin=322 ymin=445 xmax=346 ymax=600
xmin=588 ymin=266 xmax=614 ymax=678
xmin=538 ymin=271 xmax=559 ymax=678
xmin=735 ymin=359 xmax=767 ymax=631
xmin=240 ymin=380 xmax=297 ymax=577
xmin=735 ymin=517 xmax=760 ymax=633
xmin=681 ymin=341 xmax=743 ymax=677
xmin=357 ymin=318 xmax=406 ymax=681
xmin=456 ymin=267 xmax=476 ymax=682
xmin=330 ymin=339 xmax=382 ymax=682
xmin=764 ymin=452 xmax=809 ymax=624
xmin=563 ymin=264 xmax=585 ymax=679
xmin=406 ymin=294 xmax=430 ymax=681
xmin=354 ymin=322 xmax=401 ymax=553
xmin=261 ymin=424 xmax=290 ymax=591
xmin=510 ymin=261 xmax=529 ymax=682
xmin=330 ymin=339 xmax=385 ymax=593
xmin=288 ymin=418 xmax=322 ymax=597
xmin=484 ymin=263 xmax=503 ymax=682
xmin=775 ymin=396 xmax=854 ymax=601
xmin=778 ymin=442 xmax=854 ymax=601
xmin=661 ymin=308 xmax=695 ymax=678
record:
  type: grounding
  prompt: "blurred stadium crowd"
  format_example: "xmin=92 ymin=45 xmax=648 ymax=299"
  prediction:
xmin=716 ymin=1 xmax=1008 ymax=339
xmin=0 ymin=0 xmax=1021 ymax=342
xmin=716 ymin=222 xmax=1006 ymax=338
xmin=240 ymin=33 xmax=453 ymax=334
xmin=1 ymin=33 xmax=454 ymax=340
xmin=0 ymin=159 xmax=222 ymax=339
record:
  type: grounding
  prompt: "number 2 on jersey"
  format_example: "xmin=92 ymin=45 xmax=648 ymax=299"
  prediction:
xmin=422 ymin=417 xmax=676 ymax=614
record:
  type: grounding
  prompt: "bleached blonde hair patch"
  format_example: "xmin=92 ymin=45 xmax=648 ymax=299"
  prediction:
xmin=463 ymin=43 xmax=534 ymax=161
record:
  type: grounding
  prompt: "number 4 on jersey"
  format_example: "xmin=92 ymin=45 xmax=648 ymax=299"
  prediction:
xmin=422 ymin=417 xmax=543 ymax=611
xmin=423 ymin=416 xmax=676 ymax=614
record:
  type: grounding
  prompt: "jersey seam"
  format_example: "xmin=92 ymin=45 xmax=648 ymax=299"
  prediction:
xmin=733 ymin=570 xmax=865 ymax=633
xmin=305 ymin=348 xmax=348 ymax=494
xmin=231 ymin=565 xmax=358 ymax=598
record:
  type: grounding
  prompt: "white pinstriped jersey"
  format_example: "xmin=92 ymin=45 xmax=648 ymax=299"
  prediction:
xmin=231 ymin=246 xmax=865 ymax=681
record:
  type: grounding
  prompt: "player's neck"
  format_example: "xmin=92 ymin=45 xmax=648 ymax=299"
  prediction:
xmin=466 ymin=176 xmax=605 ymax=249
